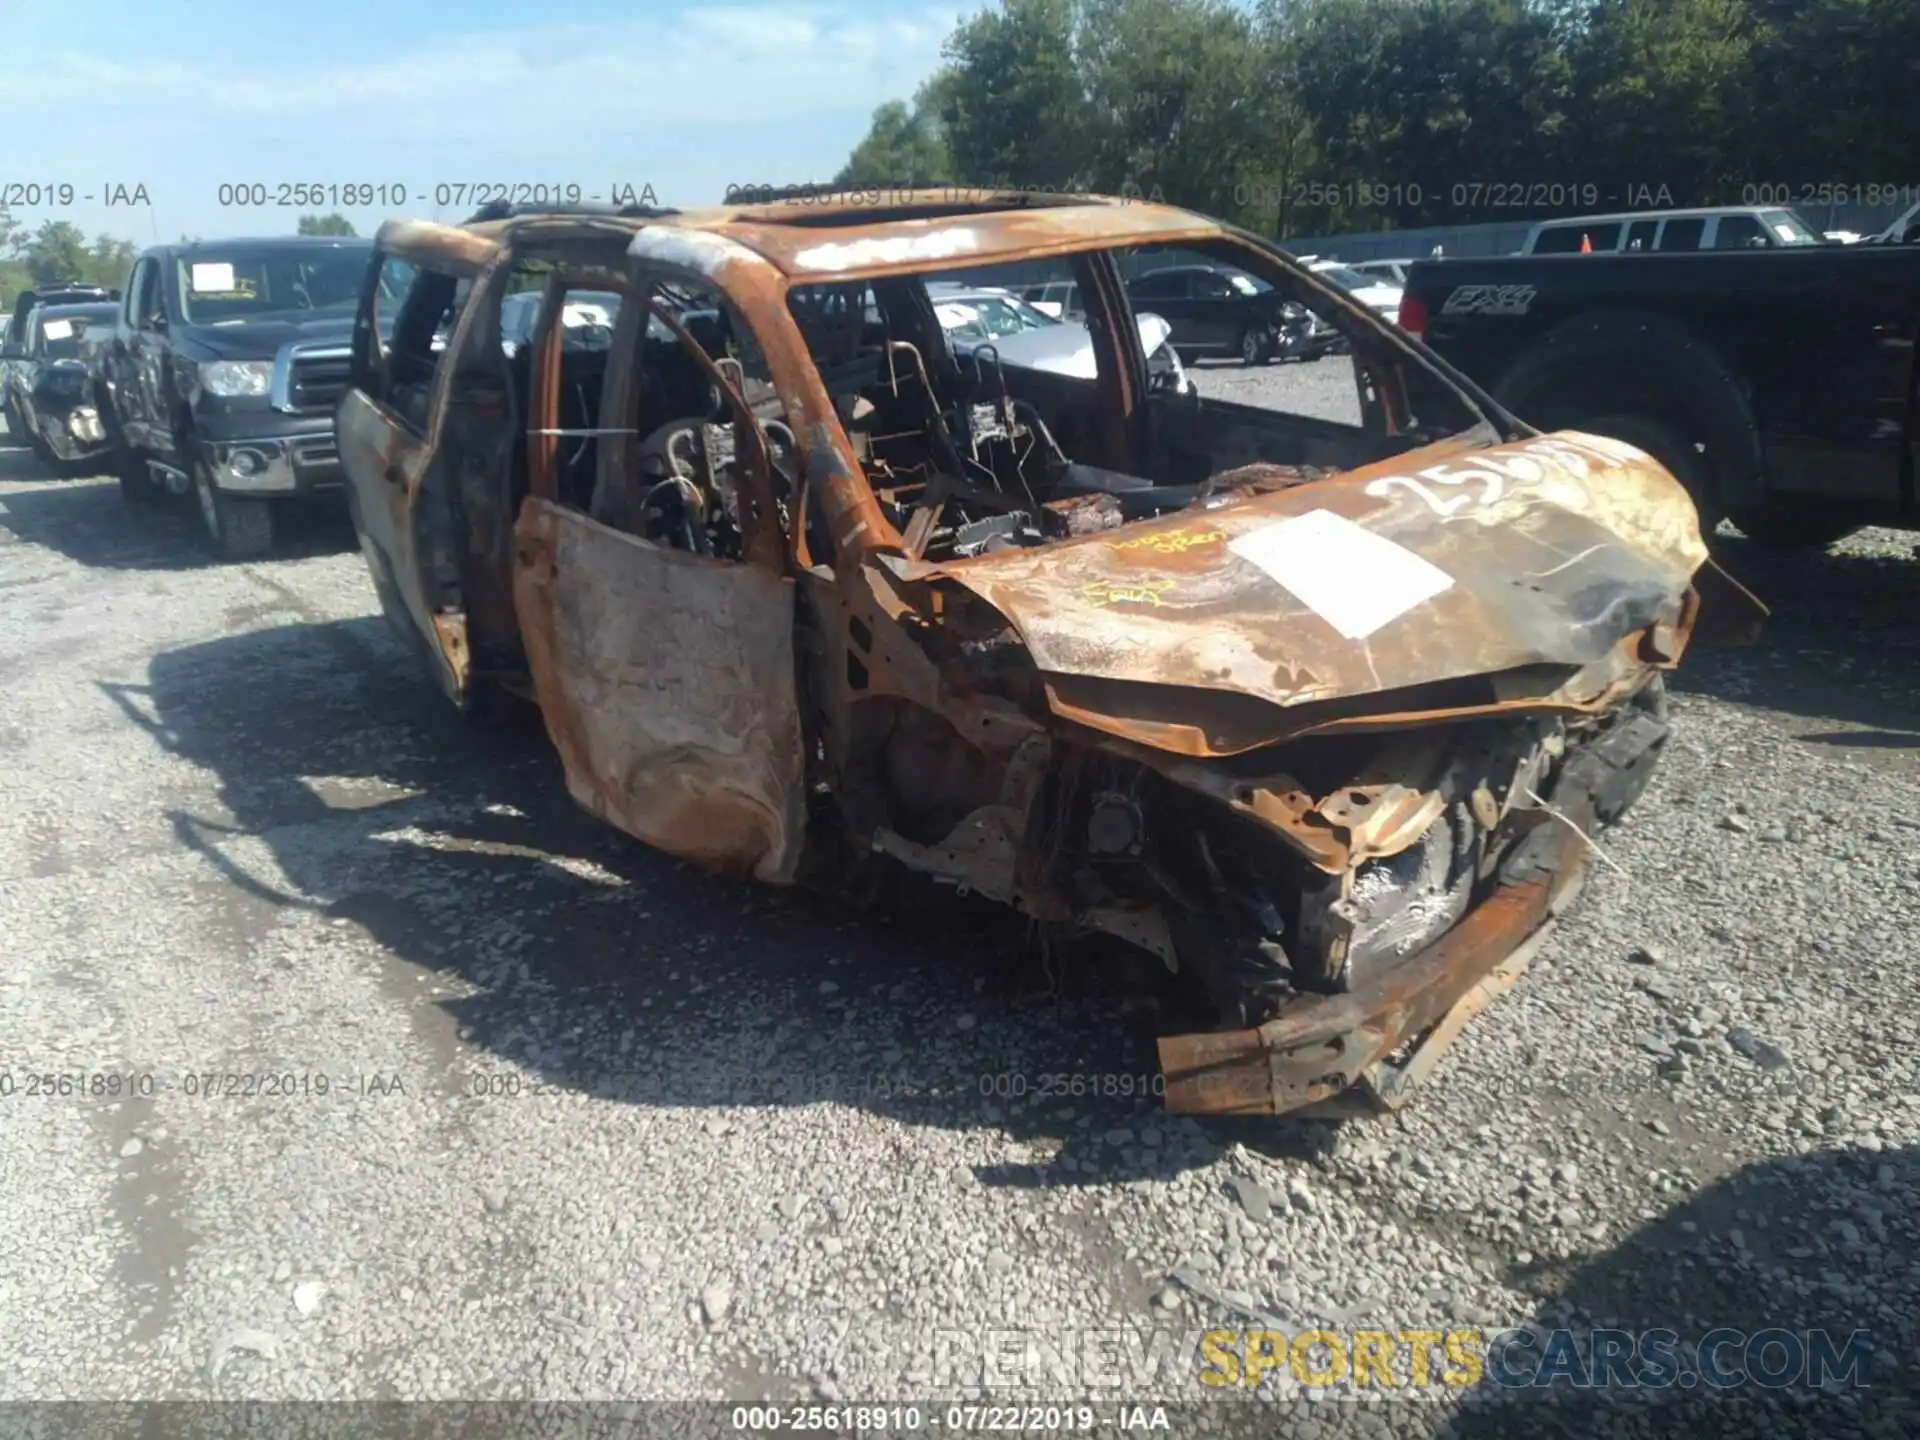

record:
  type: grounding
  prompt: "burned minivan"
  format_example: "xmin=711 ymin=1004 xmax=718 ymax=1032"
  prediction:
xmin=340 ymin=192 xmax=1756 ymax=1117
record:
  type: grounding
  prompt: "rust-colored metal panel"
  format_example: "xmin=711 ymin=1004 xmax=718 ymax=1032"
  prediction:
xmin=372 ymin=218 xmax=501 ymax=275
xmin=337 ymin=389 xmax=468 ymax=704
xmin=896 ymin=432 xmax=1706 ymax=755
xmin=511 ymin=498 xmax=807 ymax=884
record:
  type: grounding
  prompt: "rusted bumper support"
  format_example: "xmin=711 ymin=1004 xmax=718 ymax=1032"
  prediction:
xmin=1157 ymin=825 xmax=1587 ymax=1116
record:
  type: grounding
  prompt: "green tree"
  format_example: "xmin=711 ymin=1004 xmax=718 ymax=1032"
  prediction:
xmin=1272 ymin=0 xmax=1574 ymax=232
xmin=837 ymin=76 xmax=955 ymax=186
xmin=834 ymin=0 xmax=1915 ymax=239
xmin=1076 ymin=0 xmax=1265 ymax=218
xmin=934 ymin=0 xmax=1094 ymax=187
xmin=1561 ymin=0 xmax=1757 ymax=209
xmin=19 ymin=220 xmax=91 ymax=286
xmin=84 ymin=234 xmax=139 ymax=290
xmin=1743 ymin=0 xmax=1920 ymax=199
xmin=297 ymin=212 xmax=357 ymax=236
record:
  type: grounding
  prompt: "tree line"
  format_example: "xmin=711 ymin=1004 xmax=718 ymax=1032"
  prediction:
xmin=835 ymin=0 xmax=1920 ymax=238
xmin=0 ymin=212 xmax=356 ymax=307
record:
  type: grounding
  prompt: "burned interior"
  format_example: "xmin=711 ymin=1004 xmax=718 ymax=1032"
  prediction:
xmin=340 ymin=194 xmax=1749 ymax=1117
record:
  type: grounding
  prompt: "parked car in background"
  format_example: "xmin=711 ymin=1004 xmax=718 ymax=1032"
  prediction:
xmin=925 ymin=284 xmax=1057 ymax=341
xmin=2 ymin=283 xmax=118 ymax=441
xmin=932 ymin=286 xmax=1191 ymax=394
xmin=5 ymin=301 xmax=120 ymax=471
xmin=1519 ymin=206 xmax=1823 ymax=255
xmin=1875 ymin=200 xmax=1920 ymax=244
xmin=1019 ymin=278 xmax=1085 ymax=320
xmin=341 ymin=190 xmax=1744 ymax=1118
xmin=1309 ymin=259 xmax=1404 ymax=321
xmin=93 ymin=235 xmax=380 ymax=557
xmin=1349 ymin=258 xmax=1415 ymax=286
xmin=1399 ymin=238 xmax=1920 ymax=549
xmin=499 ymin=288 xmax=622 ymax=357
xmin=1126 ymin=263 xmax=1318 ymax=366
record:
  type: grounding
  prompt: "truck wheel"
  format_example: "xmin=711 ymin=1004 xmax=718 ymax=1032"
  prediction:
xmin=193 ymin=462 xmax=274 ymax=559
xmin=1494 ymin=311 xmax=1762 ymax=537
xmin=1238 ymin=325 xmax=1271 ymax=367
xmin=1726 ymin=503 xmax=1859 ymax=551
xmin=117 ymin=449 xmax=160 ymax=505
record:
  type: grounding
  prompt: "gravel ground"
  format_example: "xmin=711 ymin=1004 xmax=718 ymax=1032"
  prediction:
xmin=1 ymin=426 xmax=1917 ymax=1438
xmin=1189 ymin=353 xmax=1365 ymax=426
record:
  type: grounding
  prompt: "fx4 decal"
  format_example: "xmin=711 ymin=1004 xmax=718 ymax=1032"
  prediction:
xmin=1441 ymin=284 xmax=1537 ymax=317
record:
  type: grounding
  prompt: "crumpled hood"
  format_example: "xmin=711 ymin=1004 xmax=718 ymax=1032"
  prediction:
xmin=897 ymin=431 xmax=1708 ymax=744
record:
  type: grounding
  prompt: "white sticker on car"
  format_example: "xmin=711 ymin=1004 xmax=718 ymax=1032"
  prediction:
xmin=190 ymin=262 xmax=236 ymax=293
xmin=41 ymin=319 xmax=74 ymax=340
xmin=1228 ymin=508 xmax=1454 ymax=640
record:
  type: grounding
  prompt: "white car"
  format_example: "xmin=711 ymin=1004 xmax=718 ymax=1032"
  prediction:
xmin=1348 ymin=258 xmax=1415 ymax=287
xmin=499 ymin=289 xmax=624 ymax=356
xmin=1308 ymin=260 xmax=1403 ymax=322
xmin=932 ymin=287 xmax=1192 ymax=394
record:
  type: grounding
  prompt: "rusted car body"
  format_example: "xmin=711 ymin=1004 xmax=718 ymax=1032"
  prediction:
xmin=339 ymin=191 xmax=1758 ymax=1117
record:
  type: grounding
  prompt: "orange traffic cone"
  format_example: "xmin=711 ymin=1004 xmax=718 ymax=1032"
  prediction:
xmin=1580 ymin=233 xmax=1593 ymax=253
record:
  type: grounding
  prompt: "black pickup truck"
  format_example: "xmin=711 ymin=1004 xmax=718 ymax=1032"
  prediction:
xmin=1397 ymin=240 xmax=1920 ymax=547
xmin=93 ymin=236 xmax=377 ymax=557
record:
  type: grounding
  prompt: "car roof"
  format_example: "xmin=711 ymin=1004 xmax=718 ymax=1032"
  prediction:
xmin=383 ymin=190 xmax=1234 ymax=290
xmin=36 ymin=301 xmax=118 ymax=318
xmin=1531 ymin=206 xmax=1779 ymax=229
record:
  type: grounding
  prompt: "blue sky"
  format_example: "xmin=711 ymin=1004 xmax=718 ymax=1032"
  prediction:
xmin=0 ymin=0 xmax=964 ymax=245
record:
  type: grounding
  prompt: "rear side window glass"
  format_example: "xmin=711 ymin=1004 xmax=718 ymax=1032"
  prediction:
xmin=1535 ymin=223 xmax=1619 ymax=253
xmin=1656 ymin=219 xmax=1705 ymax=250
xmin=1714 ymin=215 xmax=1766 ymax=249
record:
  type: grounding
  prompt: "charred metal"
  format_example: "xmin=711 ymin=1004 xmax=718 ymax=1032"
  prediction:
xmin=341 ymin=191 xmax=1763 ymax=1120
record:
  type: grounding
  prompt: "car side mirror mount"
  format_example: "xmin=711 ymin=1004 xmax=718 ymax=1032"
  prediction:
xmin=0 ymin=343 xmax=23 ymax=361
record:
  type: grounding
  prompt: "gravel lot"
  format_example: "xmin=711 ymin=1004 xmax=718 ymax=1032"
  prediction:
xmin=2 ymin=424 xmax=1917 ymax=1437
xmin=1189 ymin=352 xmax=1365 ymax=426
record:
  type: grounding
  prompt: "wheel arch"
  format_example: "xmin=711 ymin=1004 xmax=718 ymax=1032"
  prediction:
xmin=1488 ymin=308 xmax=1765 ymax=520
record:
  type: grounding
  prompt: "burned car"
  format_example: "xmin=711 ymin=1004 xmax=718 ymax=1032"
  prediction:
xmin=342 ymin=193 xmax=1757 ymax=1117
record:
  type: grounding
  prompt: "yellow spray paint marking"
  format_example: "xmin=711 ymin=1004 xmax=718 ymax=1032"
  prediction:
xmin=1078 ymin=578 xmax=1177 ymax=608
xmin=1112 ymin=528 xmax=1225 ymax=556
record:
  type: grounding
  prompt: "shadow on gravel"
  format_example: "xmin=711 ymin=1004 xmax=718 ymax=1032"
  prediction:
xmin=1434 ymin=1143 xmax=1917 ymax=1440
xmin=0 ymin=470 xmax=358 ymax=571
xmin=112 ymin=615 xmax=1295 ymax=1186
xmin=1670 ymin=535 xmax=1920 ymax=748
